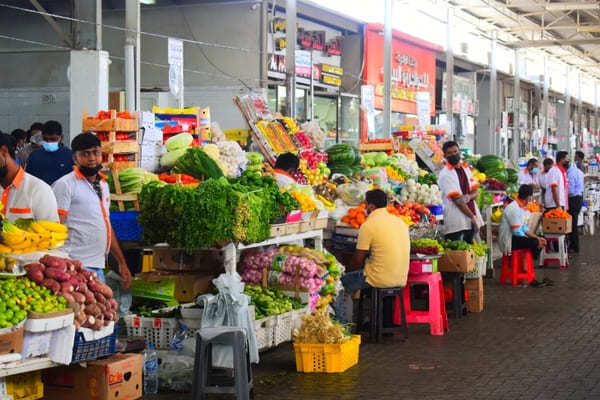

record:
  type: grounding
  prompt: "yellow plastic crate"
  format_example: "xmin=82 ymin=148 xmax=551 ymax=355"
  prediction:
xmin=293 ymin=335 xmax=361 ymax=373
xmin=5 ymin=371 xmax=43 ymax=400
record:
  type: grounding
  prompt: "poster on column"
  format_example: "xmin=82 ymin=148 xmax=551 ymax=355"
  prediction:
xmin=416 ymin=92 xmax=430 ymax=129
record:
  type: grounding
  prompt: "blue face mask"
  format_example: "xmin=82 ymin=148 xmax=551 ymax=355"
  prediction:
xmin=530 ymin=168 xmax=538 ymax=174
xmin=42 ymin=141 xmax=59 ymax=152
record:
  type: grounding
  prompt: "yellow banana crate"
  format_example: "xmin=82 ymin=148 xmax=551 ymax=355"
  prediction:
xmin=5 ymin=371 xmax=43 ymax=400
xmin=293 ymin=335 xmax=361 ymax=373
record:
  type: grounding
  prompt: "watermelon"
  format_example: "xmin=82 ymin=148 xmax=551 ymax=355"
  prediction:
xmin=506 ymin=168 xmax=518 ymax=184
xmin=329 ymin=165 xmax=354 ymax=177
xmin=486 ymin=168 xmax=508 ymax=183
xmin=477 ymin=155 xmax=504 ymax=172
xmin=326 ymin=144 xmax=355 ymax=166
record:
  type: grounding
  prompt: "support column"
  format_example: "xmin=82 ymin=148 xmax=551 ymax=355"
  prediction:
xmin=578 ymin=72 xmax=583 ymax=150
xmin=564 ymin=65 xmax=571 ymax=151
xmin=512 ymin=49 xmax=520 ymax=160
xmin=543 ymin=55 xmax=549 ymax=152
xmin=72 ymin=0 xmax=101 ymax=50
xmin=125 ymin=0 xmax=140 ymax=111
xmin=383 ymin=0 xmax=393 ymax=138
xmin=595 ymin=82 xmax=598 ymax=138
xmin=259 ymin=0 xmax=268 ymax=89
xmin=446 ymin=7 xmax=454 ymax=139
xmin=490 ymin=31 xmax=497 ymax=155
xmin=285 ymin=0 xmax=297 ymax=119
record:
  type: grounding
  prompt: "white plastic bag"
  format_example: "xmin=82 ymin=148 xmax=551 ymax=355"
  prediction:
xmin=196 ymin=273 xmax=259 ymax=368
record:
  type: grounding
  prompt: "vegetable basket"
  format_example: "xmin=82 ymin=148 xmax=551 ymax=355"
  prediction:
xmin=123 ymin=315 xmax=179 ymax=349
xmin=110 ymin=211 xmax=143 ymax=241
xmin=71 ymin=324 xmax=117 ymax=363
xmin=273 ymin=311 xmax=294 ymax=346
xmin=253 ymin=316 xmax=275 ymax=351
xmin=293 ymin=334 xmax=361 ymax=373
xmin=4 ymin=371 xmax=44 ymax=400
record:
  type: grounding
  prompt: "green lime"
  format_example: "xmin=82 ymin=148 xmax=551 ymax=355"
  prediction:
xmin=4 ymin=309 xmax=14 ymax=320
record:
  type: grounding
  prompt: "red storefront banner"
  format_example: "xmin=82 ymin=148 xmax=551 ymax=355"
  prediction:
xmin=363 ymin=24 xmax=441 ymax=115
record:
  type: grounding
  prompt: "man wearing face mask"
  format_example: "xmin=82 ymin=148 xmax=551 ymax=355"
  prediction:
xmin=0 ymin=133 xmax=59 ymax=222
xmin=52 ymin=133 xmax=131 ymax=288
xmin=567 ymin=151 xmax=585 ymax=253
xmin=333 ymin=189 xmax=409 ymax=324
xmin=26 ymin=120 xmax=74 ymax=186
xmin=545 ymin=151 xmax=569 ymax=211
xmin=438 ymin=141 xmax=483 ymax=244
xmin=518 ymin=158 xmax=540 ymax=190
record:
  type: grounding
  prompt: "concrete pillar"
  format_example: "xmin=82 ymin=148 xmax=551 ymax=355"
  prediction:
xmin=72 ymin=0 xmax=101 ymax=50
xmin=446 ymin=7 xmax=454 ymax=139
xmin=564 ymin=65 xmax=571 ymax=151
xmin=285 ymin=0 xmax=297 ymax=119
xmin=125 ymin=0 xmax=140 ymax=111
xmin=512 ymin=49 xmax=520 ymax=160
xmin=69 ymin=50 xmax=109 ymax=142
xmin=543 ymin=55 xmax=549 ymax=151
xmin=595 ymin=82 xmax=598 ymax=137
xmin=383 ymin=0 xmax=393 ymax=138
xmin=490 ymin=31 xmax=497 ymax=155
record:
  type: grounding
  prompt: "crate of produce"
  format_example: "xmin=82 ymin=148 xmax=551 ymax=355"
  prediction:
xmin=82 ymin=110 xmax=138 ymax=132
xmin=273 ymin=311 xmax=294 ymax=346
xmin=71 ymin=323 xmax=117 ymax=363
xmin=465 ymin=256 xmax=487 ymax=279
xmin=542 ymin=216 xmax=572 ymax=234
xmin=4 ymin=371 xmax=44 ymax=400
xmin=253 ymin=316 xmax=275 ymax=351
xmin=270 ymin=224 xmax=286 ymax=237
xmin=294 ymin=335 xmax=361 ymax=373
xmin=25 ymin=309 xmax=74 ymax=333
xmin=110 ymin=211 xmax=143 ymax=241
xmin=291 ymin=305 xmax=311 ymax=330
xmin=123 ymin=315 xmax=179 ymax=349
xmin=314 ymin=218 xmax=328 ymax=230
xmin=285 ymin=222 xmax=301 ymax=235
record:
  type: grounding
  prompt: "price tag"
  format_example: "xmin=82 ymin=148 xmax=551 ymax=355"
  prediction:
xmin=133 ymin=316 xmax=140 ymax=327
xmin=153 ymin=318 xmax=162 ymax=328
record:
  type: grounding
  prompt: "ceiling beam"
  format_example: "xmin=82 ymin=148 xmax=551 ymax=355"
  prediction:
xmin=505 ymin=24 xmax=600 ymax=33
xmin=29 ymin=0 xmax=73 ymax=47
xmin=510 ymin=38 xmax=600 ymax=48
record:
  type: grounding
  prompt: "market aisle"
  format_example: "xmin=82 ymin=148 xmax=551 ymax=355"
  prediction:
xmin=155 ymin=234 xmax=600 ymax=400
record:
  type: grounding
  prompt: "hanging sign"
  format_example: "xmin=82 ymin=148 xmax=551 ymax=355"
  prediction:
xmin=168 ymin=38 xmax=183 ymax=65
xmin=416 ymin=92 xmax=430 ymax=129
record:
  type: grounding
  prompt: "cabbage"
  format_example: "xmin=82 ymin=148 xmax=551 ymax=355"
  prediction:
xmin=160 ymin=147 xmax=188 ymax=167
xmin=165 ymin=132 xmax=193 ymax=151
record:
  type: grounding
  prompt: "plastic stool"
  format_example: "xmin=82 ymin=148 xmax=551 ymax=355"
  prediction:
xmin=192 ymin=327 xmax=253 ymax=400
xmin=357 ymin=286 xmax=407 ymax=343
xmin=441 ymin=272 xmax=467 ymax=318
xmin=500 ymin=249 xmax=536 ymax=286
xmin=394 ymin=272 xmax=448 ymax=336
xmin=539 ymin=234 xmax=568 ymax=269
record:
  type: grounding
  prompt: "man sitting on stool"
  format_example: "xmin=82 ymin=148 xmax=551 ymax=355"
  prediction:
xmin=499 ymin=185 xmax=547 ymax=260
xmin=334 ymin=189 xmax=410 ymax=325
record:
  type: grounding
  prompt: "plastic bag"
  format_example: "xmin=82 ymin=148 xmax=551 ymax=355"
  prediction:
xmin=157 ymin=350 xmax=195 ymax=392
xmin=336 ymin=182 xmax=369 ymax=206
xmin=300 ymin=120 xmax=326 ymax=151
xmin=105 ymin=271 xmax=132 ymax=315
xmin=196 ymin=273 xmax=259 ymax=368
xmin=211 ymin=121 xmax=226 ymax=143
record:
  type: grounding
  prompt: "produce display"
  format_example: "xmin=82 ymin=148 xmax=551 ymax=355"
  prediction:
xmin=526 ymin=201 xmax=542 ymax=213
xmin=25 ymin=255 xmax=118 ymax=330
xmin=399 ymin=179 xmax=442 ymax=205
xmin=0 ymin=254 xmax=19 ymax=273
xmin=108 ymin=168 xmax=158 ymax=195
xmin=1 ymin=220 xmax=68 ymax=254
xmin=246 ymin=152 xmax=264 ymax=174
xmin=483 ymin=178 xmax=506 ymax=191
xmin=173 ymin=147 xmax=224 ymax=180
xmin=0 ymin=277 xmax=66 ymax=327
xmin=244 ymin=285 xmax=304 ymax=319
xmin=545 ymin=209 xmax=571 ymax=219
xmin=293 ymin=312 xmax=349 ymax=344
xmin=418 ymin=172 xmax=438 ymax=185
xmin=216 ymin=141 xmax=248 ymax=178
xmin=476 ymin=186 xmax=495 ymax=209
xmin=440 ymin=240 xmax=489 ymax=257
xmin=326 ymin=144 xmax=362 ymax=177
xmin=340 ymin=204 xmax=366 ymax=228
xmin=410 ymin=239 xmax=444 ymax=255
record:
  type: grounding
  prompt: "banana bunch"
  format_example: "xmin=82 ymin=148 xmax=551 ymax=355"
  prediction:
xmin=0 ymin=221 xmax=68 ymax=254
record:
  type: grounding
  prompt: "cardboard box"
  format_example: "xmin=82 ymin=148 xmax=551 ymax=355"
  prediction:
xmin=542 ymin=216 xmax=572 ymax=234
xmin=437 ymin=250 xmax=475 ymax=273
xmin=44 ymin=353 xmax=143 ymax=400
xmin=0 ymin=324 xmax=24 ymax=356
xmin=465 ymin=277 xmax=484 ymax=313
xmin=526 ymin=211 xmax=543 ymax=233
xmin=133 ymin=271 xmax=216 ymax=303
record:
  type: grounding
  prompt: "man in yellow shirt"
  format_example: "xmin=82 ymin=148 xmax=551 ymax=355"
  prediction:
xmin=334 ymin=189 xmax=410 ymax=324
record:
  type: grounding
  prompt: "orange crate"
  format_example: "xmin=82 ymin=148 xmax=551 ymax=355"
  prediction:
xmin=293 ymin=335 xmax=360 ymax=373
xmin=82 ymin=110 xmax=138 ymax=132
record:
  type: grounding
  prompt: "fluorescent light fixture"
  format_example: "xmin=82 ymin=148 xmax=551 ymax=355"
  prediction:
xmin=577 ymin=26 xmax=600 ymax=33
xmin=140 ymin=0 xmax=156 ymax=4
xmin=546 ymin=3 xmax=599 ymax=11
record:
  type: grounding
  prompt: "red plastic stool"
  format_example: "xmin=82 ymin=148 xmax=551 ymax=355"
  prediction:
xmin=393 ymin=272 xmax=448 ymax=336
xmin=500 ymin=249 xmax=535 ymax=286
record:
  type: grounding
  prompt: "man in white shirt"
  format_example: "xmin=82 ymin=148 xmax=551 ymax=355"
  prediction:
xmin=518 ymin=158 xmax=540 ymax=189
xmin=273 ymin=152 xmax=299 ymax=188
xmin=539 ymin=158 xmax=554 ymax=206
xmin=0 ymin=133 xmax=59 ymax=222
xmin=52 ymin=133 xmax=131 ymax=287
xmin=544 ymin=151 xmax=569 ymax=210
xmin=438 ymin=141 xmax=483 ymax=243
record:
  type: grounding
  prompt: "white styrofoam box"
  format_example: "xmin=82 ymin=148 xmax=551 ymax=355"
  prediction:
xmin=25 ymin=312 xmax=74 ymax=333
xmin=180 ymin=303 xmax=203 ymax=319
xmin=21 ymin=331 xmax=52 ymax=359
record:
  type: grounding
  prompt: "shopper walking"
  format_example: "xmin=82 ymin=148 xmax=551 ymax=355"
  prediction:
xmin=544 ymin=151 xmax=569 ymax=211
xmin=567 ymin=151 xmax=585 ymax=253
xmin=18 ymin=123 xmax=44 ymax=167
xmin=334 ymin=189 xmax=409 ymax=324
xmin=52 ymin=133 xmax=131 ymax=287
xmin=438 ymin=141 xmax=483 ymax=243
xmin=26 ymin=120 xmax=74 ymax=186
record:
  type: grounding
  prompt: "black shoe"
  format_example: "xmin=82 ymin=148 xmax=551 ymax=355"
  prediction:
xmin=542 ymin=278 xmax=554 ymax=286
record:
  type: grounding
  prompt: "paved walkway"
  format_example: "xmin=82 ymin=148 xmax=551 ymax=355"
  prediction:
xmin=157 ymin=235 xmax=600 ymax=400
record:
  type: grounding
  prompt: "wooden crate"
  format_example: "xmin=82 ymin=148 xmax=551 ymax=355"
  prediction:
xmin=101 ymin=140 xmax=139 ymax=154
xmin=359 ymin=142 xmax=394 ymax=153
xmin=104 ymin=160 xmax=138 ymax=172
xmin=82 ymin=110 xmax=138 ymax=132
